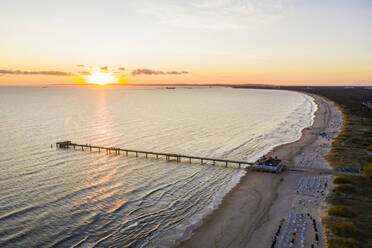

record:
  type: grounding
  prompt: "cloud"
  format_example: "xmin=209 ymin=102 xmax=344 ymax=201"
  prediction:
xmin=118 ymin=67 xmax=126 ymax=71
xmin=167 ymin=71 xmax=181 ymax=75
xmin=76 ymin=65 xmax=86 ymax=68
xmin=100 ymin=66 xmax=108 ymax=71
xmin=132 ymin=69 xmax=165 ymax=76
xmin=167 ymin=71 xmax=189 ymax=75
xmin=132 ymin=69 xmax=189 ymax=76
xmin=78 ymin=71 xmax=92 ymax=76
xmin=0 ymin=69 xmax=72 ymax=76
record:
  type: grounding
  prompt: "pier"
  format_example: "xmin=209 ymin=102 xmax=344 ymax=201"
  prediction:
xmin=55 ymin=141 xmax=362 ymax=176
xmin=56 ymin=141 xmax=254 ymax=169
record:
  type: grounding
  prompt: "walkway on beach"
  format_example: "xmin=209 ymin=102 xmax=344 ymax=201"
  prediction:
xmin=285 ymin=166 xmax=362 ymax=177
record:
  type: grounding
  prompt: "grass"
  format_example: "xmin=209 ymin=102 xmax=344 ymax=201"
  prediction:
xmin=328 ymin=237 xmax=358 ymax=248
xmin=333 ymin=176 xmax=351 ymax=184
xmin=331 ymin=221 xmax=357 ymax=237
xmin=328 ymin=206 xmax=356 ymax=218
xmin=368 ymin=145 xmax=372 ymax=152
xmin=333 ymin=184 xmax=356 ymax=194
xmin=362 ymin=164 xmax=372 ymax=182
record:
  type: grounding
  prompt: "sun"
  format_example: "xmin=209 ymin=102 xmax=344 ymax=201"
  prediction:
xmin=86 ymin=71 xmax=117 ymax=86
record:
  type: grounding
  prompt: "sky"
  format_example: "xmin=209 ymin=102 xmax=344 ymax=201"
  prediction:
xmin=0 ymin=0 xmax=371 ymax=86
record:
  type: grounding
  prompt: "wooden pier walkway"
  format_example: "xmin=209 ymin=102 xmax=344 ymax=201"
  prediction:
xmin=55 ymin=141 xmax=362 ymax=176
xmin=56 ymin=141 xmax=254 ymax=169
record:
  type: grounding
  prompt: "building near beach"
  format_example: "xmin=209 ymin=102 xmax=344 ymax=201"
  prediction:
xmin=253 ymin=156 xmax=284 ymax=173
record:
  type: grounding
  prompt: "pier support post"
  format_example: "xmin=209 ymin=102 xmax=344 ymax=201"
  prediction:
xmin=136 ymin=152 xmax=138 ymax=157
xmin=146 ymin=153 xmax=148 ymax=158
xmin=156 ymin=154 xmax=158 ymax=159
xmin=201 ymin=159 xmax=203 ymax=164
xmin=126 ymin=151 xmax=128 ymax=156
xmin=90 ymin=146 xmax=92 ymax=152
xmin=189 ymin=158 xmax=191 ymax=164
xmin=98 ymin=148 xmax=100 ymax=153
xmin=73 ymin=145 xmax=76 ymax=150
xmin=225 ymin=162 xmax=228 ymax=167
xmin=213 ymin=160 xmax=215 ymax=166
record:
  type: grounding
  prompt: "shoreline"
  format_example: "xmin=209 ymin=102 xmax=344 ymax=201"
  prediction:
xmin=176 ymin=93 xmax=343 ymax=248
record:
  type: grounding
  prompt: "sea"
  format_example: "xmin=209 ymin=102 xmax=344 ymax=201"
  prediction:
xmin=0 ymin=86 xmax=316 ymax=247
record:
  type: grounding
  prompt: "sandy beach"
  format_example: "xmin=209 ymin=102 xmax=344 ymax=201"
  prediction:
xmin=177 ymin=93 xmax=343 ymax=248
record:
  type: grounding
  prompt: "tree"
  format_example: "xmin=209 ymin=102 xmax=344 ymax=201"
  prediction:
xmin=367 ymin=144 xmax=372 ymax=152
xmin=363 ymin=163 xmax=372 ymax=182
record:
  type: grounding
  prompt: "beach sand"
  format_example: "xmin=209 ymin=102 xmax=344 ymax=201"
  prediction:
xmin=177 ymin=93 xmax=343 ymax=248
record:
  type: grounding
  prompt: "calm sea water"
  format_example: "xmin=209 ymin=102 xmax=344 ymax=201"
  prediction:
xmin=0 ymin=86 xmax=316 ymax=247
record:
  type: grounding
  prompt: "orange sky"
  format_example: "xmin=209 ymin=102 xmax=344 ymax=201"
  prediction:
xmin=1 ymin=0 xmax=371 ymax=86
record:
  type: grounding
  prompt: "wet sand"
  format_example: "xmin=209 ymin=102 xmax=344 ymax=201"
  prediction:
xmin=177 ymin=93 xmax=343 ymax=248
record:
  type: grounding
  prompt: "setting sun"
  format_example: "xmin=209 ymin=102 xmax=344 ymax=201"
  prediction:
xmin=86 ymin=71 xmax=117 ymax=86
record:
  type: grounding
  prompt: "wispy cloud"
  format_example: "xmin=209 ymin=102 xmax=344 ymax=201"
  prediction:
xmin=137 ymin=0 xmax=295 ymax=30
xmin=132 ymin=68 xmax=189 ymax=76
xmin=132 ymin=69 xmax=165 ymax=76
xmin=0 ymin=69 xmax=72 ymax=76
xmin=167 ymin=71 xmax=189 ymax=75
xmin=78 ymin=71 xmax=92 ymax=76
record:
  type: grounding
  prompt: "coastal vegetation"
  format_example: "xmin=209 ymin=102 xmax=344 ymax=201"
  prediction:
xmin=333 ymin=176 xmax=350 ymax=184
xmin=285 ymin=87 xmax=372 ymax=248
xmin=328 ymin=237 xmax=358 ymax=248
xmin=330 ymin=221 xmax=357 ymax=238
xmin=368 ymin=145 xmax=372 ymax=152
xmin=328 ymin=206 xmax=356 ymax=218
xmin=362 ymin=164 xmax=372 ymax=182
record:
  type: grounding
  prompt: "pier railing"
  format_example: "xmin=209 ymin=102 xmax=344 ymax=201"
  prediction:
xmin=55 ymin=141 xmax=361 ymax=176
xmin=56 ymin=141 xmax=254 ymax=169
